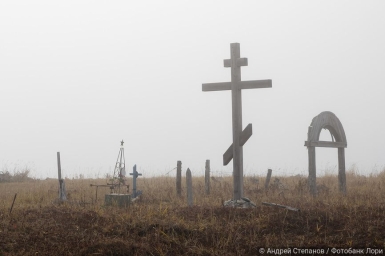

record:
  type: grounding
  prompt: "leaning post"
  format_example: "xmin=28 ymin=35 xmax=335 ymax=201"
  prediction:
xmin=264 ymin=169 xmax=272 ymax=190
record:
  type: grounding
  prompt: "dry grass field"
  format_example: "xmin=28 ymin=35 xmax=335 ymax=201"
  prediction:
xmin=1 ymin=170 xmax=385 ymax=255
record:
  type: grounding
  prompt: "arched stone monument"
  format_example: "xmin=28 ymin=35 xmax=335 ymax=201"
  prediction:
xmin=304 ymin=111 xmax=347 ymax=196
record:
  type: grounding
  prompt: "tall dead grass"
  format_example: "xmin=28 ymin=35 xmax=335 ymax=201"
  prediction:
xmin=1 ymin=171 xmax=385 ymax=255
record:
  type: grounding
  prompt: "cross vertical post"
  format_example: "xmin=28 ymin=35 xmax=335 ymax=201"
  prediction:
xmin=202 ymin=43 xmax=272 ymax=200
xmin=229 ymin=43 xmax=244 ymax=200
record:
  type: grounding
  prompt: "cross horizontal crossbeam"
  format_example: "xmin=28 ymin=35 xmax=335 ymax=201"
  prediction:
xmin=305 ymin=141 xmax=347 ymax=148
xmin=202 ymin=80 xmax=272 ymax=92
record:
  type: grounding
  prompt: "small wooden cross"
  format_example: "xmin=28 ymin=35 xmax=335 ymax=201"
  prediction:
xmin=202 ymin=43 xmax=272 ymax=200
xmin=130 ymin=164 xmax=142 ymax=198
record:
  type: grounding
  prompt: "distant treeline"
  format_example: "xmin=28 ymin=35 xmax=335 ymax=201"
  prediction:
xmin=0 ymin=169 xmax=32 ymax=183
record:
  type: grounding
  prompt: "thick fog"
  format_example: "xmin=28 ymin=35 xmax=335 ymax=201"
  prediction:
xmin=1 ymin=1 xmax=384 ymax=179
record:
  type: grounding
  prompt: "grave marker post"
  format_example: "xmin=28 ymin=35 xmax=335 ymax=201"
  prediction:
xmin=202 ymin=43 xmax=272 ymax=200
xmin=176 ymin=161 xmax=182 ymax=196
xmin=205 ymin=160 xmax=210 ymax=195
xmin=57 ymin=152 xmax=67 ymax=201
xmin=186 ymin=168 xmax=193 ymax=207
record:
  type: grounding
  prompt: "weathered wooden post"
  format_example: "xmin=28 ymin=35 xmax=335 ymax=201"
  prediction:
xmin=202 ymin=43 xmax=272 ymax=200
xmin=186 ymin=168 xmax=193 ymax=207
xmin=176 ymin=160 xmax=182 ymax=196
xmin=57 ymin=152 xmax=67 ymax=201
xmin=205 ymin=160 xmax=210 ymax=195
xmin=264 ymin=169 xmax=272 ymax=190
xmin=129 ymin=164 xmax=142 ymax=198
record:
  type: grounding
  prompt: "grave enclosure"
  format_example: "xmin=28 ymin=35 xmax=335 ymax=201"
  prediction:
xmin=87 ymin=141 xmax=143 ymax=207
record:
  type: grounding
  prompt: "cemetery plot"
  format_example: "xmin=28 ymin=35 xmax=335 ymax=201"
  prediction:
xmin=89 ymin=141 xmax=142 ymax=206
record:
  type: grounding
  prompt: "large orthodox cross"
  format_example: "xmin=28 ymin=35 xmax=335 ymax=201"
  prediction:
xmin=202 ymin=43 xmax=272 ymax=200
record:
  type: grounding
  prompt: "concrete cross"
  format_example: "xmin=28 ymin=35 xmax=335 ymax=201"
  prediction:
xmin=202 ymin=43 xmax=272 ymax=200
xmin=130 ymin=164 xmax=142 ymax=198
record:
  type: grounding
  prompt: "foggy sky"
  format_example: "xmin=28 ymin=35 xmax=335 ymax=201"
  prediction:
xmin=1 ymin=1 xmax=384 ymax=179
